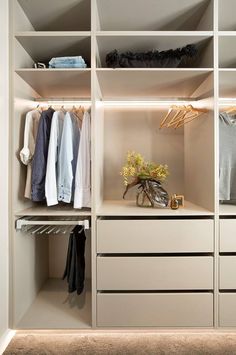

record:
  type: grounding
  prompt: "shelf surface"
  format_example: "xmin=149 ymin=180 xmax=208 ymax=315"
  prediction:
xmin=17 ymin=278 xmax=91 ymax=329
xmin=16 ymin=33 xmax=91 ymax=64
xmin=15 ymin=205 xmax=91 ymax=217
xmin=219 ymin=204 xmax=236 ymax=216
xmin=96 ymin=31 xmax=214 ymax=36
xmin=16 ymin=69 xmax=91 ymax=98
xmin=97 ymin=200 xmax=214 ymax=216
xmin=96 ymin=69 xmax=212 ymax=99
xmin=17 ymin=0 xmax=91 ymax=31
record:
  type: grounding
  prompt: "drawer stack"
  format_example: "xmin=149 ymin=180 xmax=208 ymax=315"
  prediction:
xmin=96 ymin=218 xmax=214 ymax=327
xmin=219 ymin=219 xmax=236 ymax=327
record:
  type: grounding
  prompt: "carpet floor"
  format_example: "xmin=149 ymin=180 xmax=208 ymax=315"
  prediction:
xmin=4 ymin=332 xmax=236 ymax=355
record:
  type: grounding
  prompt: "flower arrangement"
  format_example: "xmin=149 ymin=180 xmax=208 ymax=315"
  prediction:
xmin=120 ymin=151 xmax=170 ymax=208
xmin=120 ymin=151 xmax=169 ymax=186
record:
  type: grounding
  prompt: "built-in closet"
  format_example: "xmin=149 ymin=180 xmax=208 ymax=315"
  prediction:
xmin=8 ymin=0 xmax=236 ymax=330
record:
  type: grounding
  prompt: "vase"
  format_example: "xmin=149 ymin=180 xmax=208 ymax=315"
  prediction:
xmin=136 ymin=179 xmax=169 ymax=208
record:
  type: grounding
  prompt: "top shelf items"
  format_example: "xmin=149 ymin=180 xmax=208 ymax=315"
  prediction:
xmin=15 ymin=0 xmax=213 ymax=32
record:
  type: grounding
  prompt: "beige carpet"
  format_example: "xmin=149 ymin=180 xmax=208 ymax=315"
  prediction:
xmin=4 ymin=332 xmax=236 ymax=355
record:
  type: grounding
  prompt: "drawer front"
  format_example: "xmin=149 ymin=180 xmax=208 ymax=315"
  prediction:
xmin=97 ymin=256 xmax=213 ymax=290
xmin=219 ymin=256 xmax=236 ymax=289
xmin=97 ymin=293 xmax=213 ymax=327
xmin=219 ymin=293 xmax=236 ymax=326
xmin=97 ymin=219 xmax=213 ymax=253
xmin=220 ymin=219 xmax=236 ymax=252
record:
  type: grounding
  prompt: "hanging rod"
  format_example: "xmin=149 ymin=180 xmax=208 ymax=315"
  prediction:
xmin=16 ymin=218 xmax=90 ymax=230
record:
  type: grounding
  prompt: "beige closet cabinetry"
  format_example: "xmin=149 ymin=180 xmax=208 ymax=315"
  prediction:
xmin=219 ymin=219 xmax=236 ymax=326
xmin=9 ymin=0 xmax=236 ymax=330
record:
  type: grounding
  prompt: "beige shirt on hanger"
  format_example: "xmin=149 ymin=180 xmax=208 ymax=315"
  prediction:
xmin=20 ymin=109 xmax=41 ymax=199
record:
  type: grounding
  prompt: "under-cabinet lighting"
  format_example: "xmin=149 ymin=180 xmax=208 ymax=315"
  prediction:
xmin=35 ymin=100 xmax=91 ymax=106
xmin=219 ymin=98 xmax=236 ymax=105
xmin=101 ymin=100 xmax=194 ymax=107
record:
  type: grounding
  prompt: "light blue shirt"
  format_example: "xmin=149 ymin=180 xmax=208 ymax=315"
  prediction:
xmin=57 ymin=112 xmax=80 ymax=203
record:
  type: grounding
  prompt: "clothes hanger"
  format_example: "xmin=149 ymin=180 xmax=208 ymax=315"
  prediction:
xmin=159 ymin=107 xmax=174 ymax=128
xmin=176 ymin=111 xmax=205 ymax=128
xmin=167 ymin=105 xmax=190 ymax=128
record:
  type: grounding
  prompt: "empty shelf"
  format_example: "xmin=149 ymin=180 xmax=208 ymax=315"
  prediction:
xmin=16 ymin=69 xmax=91 ymax=98
xmin=96 ymin=69 xmax=212 ymax=100
xmin=15 ymin=205 xmax=91 ymax=217
xmin=219 ymin=204 xmax=236 ymax=216
xmin=17 ymin=278 xmax=91 ymax=329
xmin=17 ymin=0 xmax=91 ymax=31
xmin=97 ymin=200 xmax=214 ymax=216
xmin=96 ymin=0 xmax=213 ymax=31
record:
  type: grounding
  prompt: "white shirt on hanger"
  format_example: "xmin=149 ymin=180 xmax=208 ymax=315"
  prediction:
xmin=74 ymin=111 xmax=91 ymax=209
xmin=45 ymin=110 xmax=65 ymax=206
xmin=20 ymin=109 xmax=41 ymax=199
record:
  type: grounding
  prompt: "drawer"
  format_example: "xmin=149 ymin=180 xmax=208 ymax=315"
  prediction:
xmin=219 ymin=293 xmax=236 ymax=326
xmin=219 ymin=256 xmax=236 ymax=289
xmin=97 ymin=219 xmax=213 ymax=253
xmin=97 ymin=256 xmax=213 ymax=290
xmin=220 ymin=219 xmax=236 ymax=252
xmin=97 ymin=293 xmax=213 ymax=327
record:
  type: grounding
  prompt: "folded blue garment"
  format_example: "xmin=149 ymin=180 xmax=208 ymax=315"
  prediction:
xmin=49 ymin=56 xmax=86 ymax=68
xmin=49 ymin=63 xmax=87 ymax=68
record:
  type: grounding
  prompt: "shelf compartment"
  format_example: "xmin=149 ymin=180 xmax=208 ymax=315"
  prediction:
xmin=219 ymin=36 xmax=236 ymax=68
xmin=17 ymin=278 xmax=91 ymax=329
xmin=15 ymin=69 xmax=91 ymax=98
xmin=219 ymin=70 xmax=236 ymax=98
xmin=96 ymin=69 xmax=212 ymax=99
xmin=96 ymin=0 xmax=213 ymax=31
xmin=219 ymin=0 xmax=236 ymax=31
xmin=14 ymin=228 xmax=92 ymax=329
xmin=219 ymin=204 xmax=236 ymax=216
xmin=96 ymin=35 xmax=213 ymax=68
xmin=15 ymin=205 xmax=91 ymax=217
xmin=17 ymin=0 xmax=91 ymax=31
xmin=15 ymin=32 xmax=91 ymax=67
xmin=97 ymin=200 xmax=214 ymax=216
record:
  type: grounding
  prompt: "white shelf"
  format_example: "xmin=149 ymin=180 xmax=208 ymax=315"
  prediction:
xmin=15 ymin=69 xmax=91 ymax=98
xmin=17 ymin=0 xmax=91 ymax=31
xmin=97 ymin=200 xmax=214 ymax=216
xmin=17 ymin=278 xmax=91 ymax=329
xmin=15 ymin=32 xmax=91 ymax=64
xmin=96 ymin=0 xmax=213 ymax=31
xmin=219 ymin=204 xmax=236 ymax=216
xmin=96 ymin=31 xmax=214 ymax=36
xmin=96 ymin=69 xmax=212 ymax=99
xmin=96 ymin=35 xmax=213 ymax=68
xmin=15 ymin=205 xmax=91 ymax=217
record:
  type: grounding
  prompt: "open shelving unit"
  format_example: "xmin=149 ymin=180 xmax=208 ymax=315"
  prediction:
xmin=8 ymin=0 xmax=236 ymax=330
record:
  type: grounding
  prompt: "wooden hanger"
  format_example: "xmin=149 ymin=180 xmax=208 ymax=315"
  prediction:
xmin=160 ymin=104 xmax=208 ymax=129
